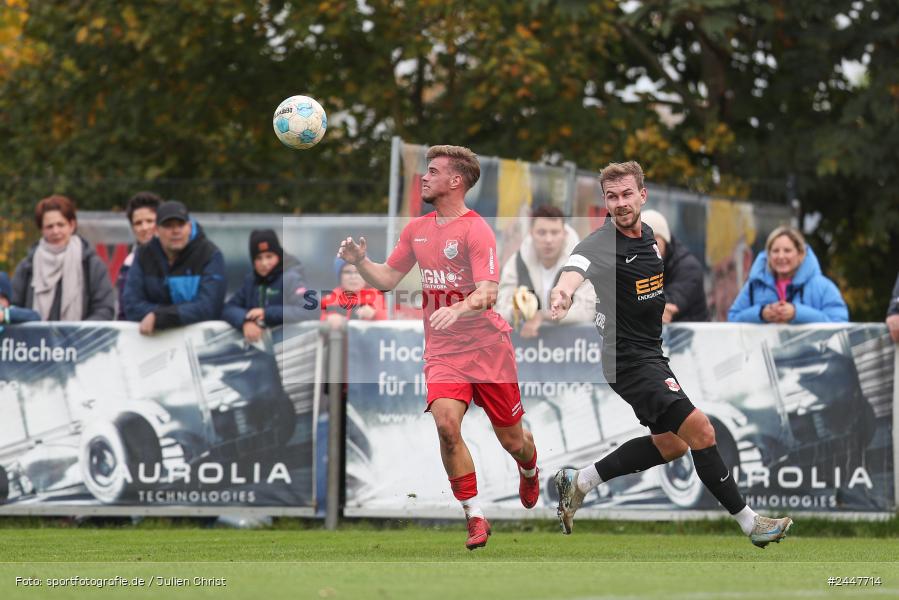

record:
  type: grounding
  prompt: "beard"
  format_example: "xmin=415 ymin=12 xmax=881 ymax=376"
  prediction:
xmin=612 ymin=207 xmax=640 ymax=229
xmin=421 ymin=185 xmax=439 ymax=204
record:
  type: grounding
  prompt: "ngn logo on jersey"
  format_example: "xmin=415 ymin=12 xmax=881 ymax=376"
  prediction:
xmin=420 ymin=268 xmax=462 ymax=289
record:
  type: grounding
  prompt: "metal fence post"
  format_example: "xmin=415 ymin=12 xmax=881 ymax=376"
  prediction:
xmin=325 ymin=323 xmax=346 ymax=530
xmin=385 ymin=135 xmax=402 ymax=318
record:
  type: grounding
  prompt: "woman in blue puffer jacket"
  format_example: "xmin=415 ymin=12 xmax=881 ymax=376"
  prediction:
xmin=728 ymin=226 xmax=848 ymax=323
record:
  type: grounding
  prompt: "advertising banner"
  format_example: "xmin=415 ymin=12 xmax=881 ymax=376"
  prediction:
xmin=345 ymin=321 xmax=895 ymax=518
xmin=0 ymin=321 xmax=322 ymax=515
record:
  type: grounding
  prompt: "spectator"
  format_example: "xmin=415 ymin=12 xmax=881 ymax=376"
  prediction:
xmin=116 ymin=191 xmax=161 ymax=319
xmin=11 ymin=195 xmax=115 ymax=321
xmin=727 ymin=226 xmax=848 ymax=323
xmin=0 ymin=272 xmax=40 ymax=330
xmin=641 ymin=210 xmax=709 ymax=323
xmin=321 ymin=258 xmax=387 ymax=329
xmin=122 ymin=200 xmax=226 ymax=335
xmin=887 ymin=272 xmax=899 ymax=343
xmin=223 ymin=229 xmax=315 ymax=342
xmin=496 ymin=205 xmax=596 ymax=337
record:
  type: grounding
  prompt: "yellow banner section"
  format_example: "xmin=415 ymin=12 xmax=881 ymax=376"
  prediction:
xmin=497 ymin=158 xmax=531 ymax=219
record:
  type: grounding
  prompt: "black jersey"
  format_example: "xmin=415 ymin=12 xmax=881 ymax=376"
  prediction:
xmin=561 ymin=219 xmax=666 ymax=373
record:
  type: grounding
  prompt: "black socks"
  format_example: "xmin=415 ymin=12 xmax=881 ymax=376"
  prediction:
xmin=594 ymin=438 xmax=747 ymax=516
xmin=595 ymin=435 xmax=666 ymax=482
xmin=691 ymin=445 xmax=746 ymax=514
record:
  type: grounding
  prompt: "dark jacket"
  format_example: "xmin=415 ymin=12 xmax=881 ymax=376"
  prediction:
xmin=728 ymin=246 xmax=848 ymax=323
xmin=11 ymin=235 xmax=116 ymax=321
xmin=888 ymin=272 xmax=899 ymax=317
xmin=115 ymin=245 xmax=138 ymax=320
xmin=664 ymin=236 xmax=709 ymax=322
xmin=222 ymin=255 xmax=316 ymax=329
xmin=122 ymin=219 xmax=226 ymax=329
xmin=0 ymin=272 xmax=40 ymax=325
xmin=3 ymin=306 xmax=41 ymax=324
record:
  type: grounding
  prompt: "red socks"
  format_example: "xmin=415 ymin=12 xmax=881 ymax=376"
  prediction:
xmin=449 ymin=471 xmax=478 ymax=501
xmin=517 ymin=448 xmax=537 ymax=473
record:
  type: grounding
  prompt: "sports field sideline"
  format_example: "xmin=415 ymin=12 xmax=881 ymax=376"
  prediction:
xmin=2 ymin=519 xmax=897 ymax=599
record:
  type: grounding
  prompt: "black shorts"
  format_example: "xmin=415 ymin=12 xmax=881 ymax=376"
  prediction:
xmin=608 ymin=360 xmax=696 ymax=435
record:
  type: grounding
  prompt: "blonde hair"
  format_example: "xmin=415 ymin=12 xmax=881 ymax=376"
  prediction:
xmin=426 ymin=145 xmax=481 ymax=191
xmin=765 ymin=226 xmax=807 ymax=276
xmin=765 ymin=226 xmax=806 ymax=256
xmin=599 ymin=161 xmax=645 ymax=192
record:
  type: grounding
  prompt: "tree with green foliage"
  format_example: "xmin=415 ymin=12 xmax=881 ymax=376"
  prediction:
xmin=609 ymin=0 xmax=898 ymax=319
xmin=0 ymin=1 xmax=648 ymax=212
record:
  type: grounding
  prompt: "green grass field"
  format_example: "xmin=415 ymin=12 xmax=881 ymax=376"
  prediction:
xmin=1 ymin=522 xmax=897 ymax=599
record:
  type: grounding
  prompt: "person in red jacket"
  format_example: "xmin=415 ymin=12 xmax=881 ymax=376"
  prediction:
xmin=321 ymin=258 xmax=387 ymax=329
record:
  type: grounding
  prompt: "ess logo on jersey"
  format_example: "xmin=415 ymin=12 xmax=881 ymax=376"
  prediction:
xmin=635 ymin=273 xmax=663 ymax=294
xmin=635 ymin=273 xmax=664 ymax=301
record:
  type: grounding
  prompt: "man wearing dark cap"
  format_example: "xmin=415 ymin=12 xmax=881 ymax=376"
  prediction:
xmin=222 ymin=229 xmax=315 ymax=342
xmin=122 ymin=200 xmax=226 ymax=334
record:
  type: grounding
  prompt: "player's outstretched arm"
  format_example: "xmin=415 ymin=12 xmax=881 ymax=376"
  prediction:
xmin=550 ymin=270 xmax=585 ymax=321
xmin=337 ymin=236 xmax=407 ymax=291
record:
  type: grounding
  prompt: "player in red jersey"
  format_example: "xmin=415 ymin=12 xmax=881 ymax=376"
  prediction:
xmin=338 ymin=145 xmax=539 ymax=550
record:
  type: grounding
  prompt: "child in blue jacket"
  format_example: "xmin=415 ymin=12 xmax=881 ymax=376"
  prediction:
xmin=223 ymin=229 xmax=315 ymax=342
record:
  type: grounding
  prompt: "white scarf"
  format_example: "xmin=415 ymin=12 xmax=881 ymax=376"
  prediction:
xmin=32 ymin=236 xmax=84 ymax=321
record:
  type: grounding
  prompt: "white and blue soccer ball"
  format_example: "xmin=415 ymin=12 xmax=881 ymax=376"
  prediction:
xmin=272 ymin=95 xmax=327 ymax=149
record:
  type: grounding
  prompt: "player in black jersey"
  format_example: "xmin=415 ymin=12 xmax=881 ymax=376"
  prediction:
xmin=549 ymin=161 xmax=792 ymax=548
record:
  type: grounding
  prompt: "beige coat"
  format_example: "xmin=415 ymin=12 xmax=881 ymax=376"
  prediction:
xmin=496 ymin=223 xmax=597 ymax=325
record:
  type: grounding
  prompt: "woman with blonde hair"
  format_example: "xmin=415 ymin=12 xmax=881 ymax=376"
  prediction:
xmin=727 ymin=226 xmax=848 ymax=323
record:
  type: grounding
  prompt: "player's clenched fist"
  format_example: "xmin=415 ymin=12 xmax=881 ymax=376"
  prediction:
xmin=338 ymin=236 xmax=367 ymax=265
xmin=549 ymin=286 xmax=571 ymax=321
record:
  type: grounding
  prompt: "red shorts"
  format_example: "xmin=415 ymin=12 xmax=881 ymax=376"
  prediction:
xmin=424 ymin=335 xmax=523 ymax=428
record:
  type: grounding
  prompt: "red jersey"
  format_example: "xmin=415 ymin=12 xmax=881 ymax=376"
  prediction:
xmin=387 ymin=210 xmax=511 ymax=359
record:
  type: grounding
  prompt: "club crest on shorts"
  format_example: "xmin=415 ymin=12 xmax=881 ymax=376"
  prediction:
xmin=444 ymin=239 xmax=459 ymax=259
xmin=664 ymin=377 xmax=681 ymax=392
xmin=653 ymin=243 xmax=663 ymax=260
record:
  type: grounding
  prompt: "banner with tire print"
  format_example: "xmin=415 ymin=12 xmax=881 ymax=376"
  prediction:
xmin=344 ymin=321 xmax=895 ymax=517
xmin=0 ymin=321 xmax=321 ymax=514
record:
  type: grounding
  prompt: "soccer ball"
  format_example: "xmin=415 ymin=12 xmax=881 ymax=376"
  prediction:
xmin=272 ymin=95 xmax=327 ymax=149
